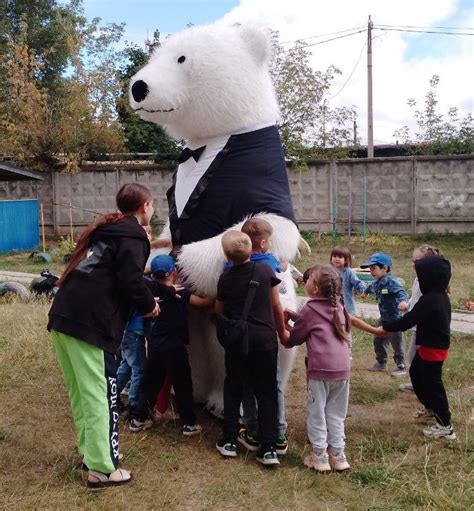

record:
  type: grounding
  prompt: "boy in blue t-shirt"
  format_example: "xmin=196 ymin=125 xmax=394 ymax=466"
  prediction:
xmin=361 ymin=252 xmax=409 ymax=377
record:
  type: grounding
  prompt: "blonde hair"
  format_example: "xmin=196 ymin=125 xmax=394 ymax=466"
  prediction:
xmin=241 ymin=217 xmax=273 ymax=251
xmin=221 ymin=230 xmax=252 ymax=264
xmin=309 ymin=264 xmax=351 ymax=342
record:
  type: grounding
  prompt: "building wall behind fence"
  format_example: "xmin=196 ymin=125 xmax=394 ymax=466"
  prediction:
xmin=0 ymin=155 xmax=472 ymax=236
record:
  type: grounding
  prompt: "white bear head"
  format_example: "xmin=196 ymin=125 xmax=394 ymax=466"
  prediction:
xmin=129 ymin=24 xmax=280 ymax=142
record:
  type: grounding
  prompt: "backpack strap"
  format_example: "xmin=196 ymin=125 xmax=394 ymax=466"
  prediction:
xmin=242 ymin=263 xmax=260 ymax=321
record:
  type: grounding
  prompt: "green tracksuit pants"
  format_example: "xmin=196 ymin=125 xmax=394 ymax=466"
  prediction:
xmin=51 ymin=330 xmax=119 ymax=474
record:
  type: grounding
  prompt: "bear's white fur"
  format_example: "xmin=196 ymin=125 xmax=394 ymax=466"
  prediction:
xmin=131 ymin=24 xmax=300 ymax=415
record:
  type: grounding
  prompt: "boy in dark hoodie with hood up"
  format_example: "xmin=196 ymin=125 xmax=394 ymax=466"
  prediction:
xmin=382 ymin=255 xmax=455 ymax=440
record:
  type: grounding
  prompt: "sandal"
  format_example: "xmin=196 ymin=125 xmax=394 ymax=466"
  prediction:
xmin=86 ymin=468 xmax=132 ymax=489
xmin=81 ymin=452 xmax=124 ymax=471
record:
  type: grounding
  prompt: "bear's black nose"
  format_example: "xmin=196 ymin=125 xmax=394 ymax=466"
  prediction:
xmin=131 ymin=80 xmax=149 ymax=103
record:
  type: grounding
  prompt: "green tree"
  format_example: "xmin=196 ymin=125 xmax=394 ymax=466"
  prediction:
xmin=116 ymin=30 xmax=181 ymax=158
xmin=271 ymin=34 xmax=358 ymax=163
xmin=393 ymin=75 xmax=473 ymax=154
xmin=0 ymin=1 xmax=126 ymax=169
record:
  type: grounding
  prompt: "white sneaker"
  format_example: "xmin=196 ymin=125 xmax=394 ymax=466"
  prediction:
xmin=399 ymin=383 xmax=414 ymax=393
xmin=413 ymin=407 xmax=435 ymax=420
xmin=329 ymin=451 xmax=350 ymax=471
xmin=303 ymin=452 xmax=331 ymax=472
xmin=182 ymin=424 xmax=202 ymax=436
xmin=391 ymin=366 xmax=407 ymax=377
xmin=423 ymin=423 xmax=456 ymax=440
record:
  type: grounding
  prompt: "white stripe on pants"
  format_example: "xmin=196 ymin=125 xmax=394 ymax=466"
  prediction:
xmin=307 ymin=379 xmax=349 ymax=453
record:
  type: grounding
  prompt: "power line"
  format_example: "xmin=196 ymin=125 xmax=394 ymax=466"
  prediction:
xmin=376 ymin=24 xmax=474 ymax=31
xmin=375 ymin=27 xmax=474 ymax=36
xmin=280 ymin=26 xmax=365 ymax=45
xmin=329 ymin=38 xmax=367 ymax=100
xmin=280 ymin=29 xmax=366 ymax=53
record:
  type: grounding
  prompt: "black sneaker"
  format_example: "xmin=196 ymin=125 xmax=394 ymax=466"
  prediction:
xmin=256 ymin=447 xmax=280 ymax=466
xmin=237 ymin=427 xmax=260 ymax=452
xmin=275 ymin=434 xmax=288 ymax=455
xmin=216 ymin=439 xmax=237 ymax=458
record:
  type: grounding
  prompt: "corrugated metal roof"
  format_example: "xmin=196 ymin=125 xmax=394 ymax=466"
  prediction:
xmin=0 ymin=161 xmax=44 ymax=181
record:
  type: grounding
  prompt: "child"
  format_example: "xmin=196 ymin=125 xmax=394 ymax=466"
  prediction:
xmin=116 ymin=311 xmax=146 ymax=413
xmin=215 ymin=230 xmax=290 ymax=466
xmin=282 ymin=264 xmax=387 ymax=472
xmin=48 ymin=183 xmax=159 ymax=489
xmin=329 ymin=245 xmax=366 ymax=315
xmin=399 ymin=244 xmax=442 ymax=398
xmin=237 ymin=217 xmax=290 ymax=456
xmin=382 ymin=255 xmax=455 ymax=440
xmin=361 ymin=252 xmax=409 ymax=377
xmin=128 ymin=255 xmax=212 ymax=435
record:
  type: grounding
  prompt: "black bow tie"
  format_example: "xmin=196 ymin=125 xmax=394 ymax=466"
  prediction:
xmin=177 ymin=145 xmax=206 ymax=164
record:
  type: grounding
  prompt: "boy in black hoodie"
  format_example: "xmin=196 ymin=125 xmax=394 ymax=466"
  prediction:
xmin=382 ymin=255 xmax=455 ymax=440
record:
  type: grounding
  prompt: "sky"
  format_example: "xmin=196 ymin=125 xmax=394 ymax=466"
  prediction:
xmin=83 ymin=0 xmax=473 ymax=144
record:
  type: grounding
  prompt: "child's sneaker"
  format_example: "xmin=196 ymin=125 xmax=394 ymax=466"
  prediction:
xmin=128 ymin=418 xmax=151 ymax=432
xmin=391 ymin=366 xmax=407 ymax=377
xmin=153 ymin=408 xmax=178 ymax=422
xmin=367 ymin=361 xmax=387 ymax=372
xmin=303 ymin=452 xmax=331 ymax=472
xmin=328 ymin=450 xmax=350 ymax=471
xmin=216 ymin=439 xmax=237 ymax=457
xmin=237 ymin=427 xmax=260 ymax=452
xmin=275 ymin=434 xmax=288 ymax=455
xmin=399 ymin=382 xmax=415 ymax=393
xmin=256 ymin=447 xmax=279 ymax=466
xmin=182 ymin=424 xmax=202 ymax=436
xmin=413 ymin=407 xmax=435 ymax=420
xmin=423 ymin=423 xmax=456 ymax=440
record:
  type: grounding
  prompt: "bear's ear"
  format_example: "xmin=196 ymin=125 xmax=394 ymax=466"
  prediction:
xmin=239 ymin=26 xmax=271 ymax=65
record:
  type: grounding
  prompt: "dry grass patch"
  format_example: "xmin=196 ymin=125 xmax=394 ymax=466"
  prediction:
xmin=0 ymin=299 xmax=473 ymax=510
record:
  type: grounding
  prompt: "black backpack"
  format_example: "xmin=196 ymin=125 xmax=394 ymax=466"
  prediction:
xmin=216 ymin=263 xmax=260 ymax=356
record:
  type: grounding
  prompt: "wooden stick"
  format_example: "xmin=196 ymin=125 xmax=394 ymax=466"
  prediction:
xmin=69 ymin=202 xmax=74 ymax=241
xmin=40 ymin=202 xmax=46 ymax=252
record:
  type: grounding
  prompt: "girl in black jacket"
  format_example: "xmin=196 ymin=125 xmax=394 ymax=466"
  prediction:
xmin=382 ymin=256 xmax=455 ymax=440
xmin=48 ymin=183 xmax=160 ymax=488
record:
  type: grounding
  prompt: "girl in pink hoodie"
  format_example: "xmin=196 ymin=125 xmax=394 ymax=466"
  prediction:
xmin=283 ymin=264 xmax=385 ymax=472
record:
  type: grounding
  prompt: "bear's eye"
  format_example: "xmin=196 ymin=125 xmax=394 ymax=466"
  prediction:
xmin=177 ymin=55 xmax=186 ymax=64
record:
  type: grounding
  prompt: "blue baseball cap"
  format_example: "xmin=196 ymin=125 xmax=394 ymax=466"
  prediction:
xmin=150 ymin=255 xmax=175 ymax=275
xmin=360 ymin=252 xmax=393 ymax=268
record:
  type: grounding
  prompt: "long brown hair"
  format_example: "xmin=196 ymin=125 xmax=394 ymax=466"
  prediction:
xmin=310 ymin=264 xmax=351 ymax=342
xmin=57 ymin=183 xmax=152 ymax=286
xmin=330 ymin=245 xmax=352 ymax=267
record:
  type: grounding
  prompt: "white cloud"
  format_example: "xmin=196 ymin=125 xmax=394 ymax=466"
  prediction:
xmin=216 ymin=0 xmax=473 ymax=144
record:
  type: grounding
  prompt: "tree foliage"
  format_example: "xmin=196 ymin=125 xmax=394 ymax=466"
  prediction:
xmin=0 ymin=0 xmax=125 ymax=170
xmin=271 ymin=33 xmax=358 ymax=164
xmin=393 ymin=75 xmax=473 ymax=155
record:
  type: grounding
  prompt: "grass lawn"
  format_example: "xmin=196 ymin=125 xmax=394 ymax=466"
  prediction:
xmin=0 ymin=298 xmax=473 ymax=510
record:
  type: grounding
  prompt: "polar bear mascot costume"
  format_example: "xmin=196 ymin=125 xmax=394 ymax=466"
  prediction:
xmin=129 ymin=24 xmax=301 ymax=415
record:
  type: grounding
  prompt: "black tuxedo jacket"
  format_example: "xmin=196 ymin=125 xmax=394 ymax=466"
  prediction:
xmin=167 ymin=125 xmax=295 ymax=246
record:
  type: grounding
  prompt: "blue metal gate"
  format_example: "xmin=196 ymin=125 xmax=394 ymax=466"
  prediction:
xmin=0 ymin=199 xmax=39 ymax=252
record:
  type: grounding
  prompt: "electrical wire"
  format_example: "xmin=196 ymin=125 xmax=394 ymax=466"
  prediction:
xmin=280 ymin=26 xmax=365 ymax=45
xmin=280 ymin=29 xmax=367 ymax=53
xmin=329 ymin=38 xmax=367 ymax=100
xmin=376 ymin=24 xmax=474 ymax=31
xmin=375 ymin=27 xmax=474 ymax=36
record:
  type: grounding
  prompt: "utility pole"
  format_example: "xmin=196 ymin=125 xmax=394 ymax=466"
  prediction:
xmin=367 ymin=15 xmax=374 ymax=158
